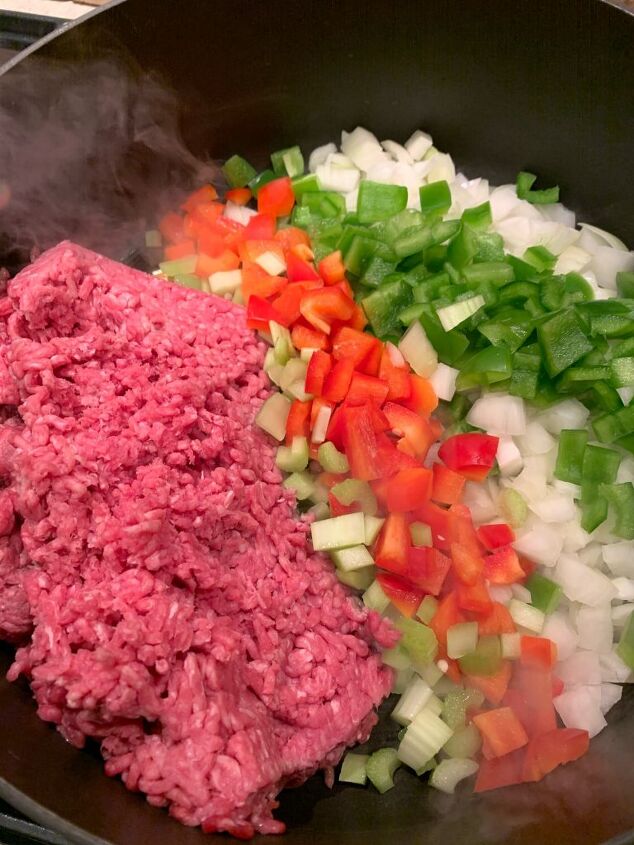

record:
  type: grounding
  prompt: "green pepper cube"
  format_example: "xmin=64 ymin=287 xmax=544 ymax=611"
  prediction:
xmin=248 ymin=168 xmax=277 ymax=196
xmin=537 ymin=308 xmax=593 ymax=377
xmin=222 ymin=154 xmax=257 ymax=188
xmin=582 ymin=444 xmax=621 ymax=485
xmin=419 ymin=180 xmax=452 ymax=217
xmin=600 ymin=482 xmax=634 ymax=540
xmin=461 ymin=201 xmax=492 ymax=231
xmin=554 ymin=429 xmax=588 ymax=484
xmin=527 ymin=572 xmax=562 ymax=615
xmin=270 ymin=145 xmax=304 ymax=178
xmin=357 ymin=181 xmax=408 ymax=224
xmin=616 ymin=271 xmax=634 ymax=299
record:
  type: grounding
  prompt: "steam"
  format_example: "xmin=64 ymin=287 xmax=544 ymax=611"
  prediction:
xmin=0 ymin=57 xmax=219 ymax=273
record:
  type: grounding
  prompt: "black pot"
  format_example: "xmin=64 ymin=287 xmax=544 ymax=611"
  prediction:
xmin=0 ymin=1 xmax=633 ymax=843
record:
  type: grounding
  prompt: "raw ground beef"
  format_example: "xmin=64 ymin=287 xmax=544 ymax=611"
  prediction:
xmin=0 ymin=242 xmax=396 ymax=838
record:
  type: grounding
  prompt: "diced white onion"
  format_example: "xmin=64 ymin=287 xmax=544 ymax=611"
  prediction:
xmin=311 ymin=406 xmax=332 ymax=445
xmin=554 ymin=244 xmax=591 ymax=275
xmin=557 ymin=649 xmax=602 ymax=686
xmin=404 ymin=130 xmax=434 ymax=161
xmin=599 ymin=649 xmax=632 ymax=683
xmin=554 ymin=555 xmax=617 ymax=606
xmin=539 ymin=203 xmax=576 ymax=228
xmin=511 ymin=583 xmax=532 ymax=603
xmin=612 ymin=577 xmax=634 ymax=601
xmin=316 ymin=163 xmax=360 ymax=193
xmin=516 ymin=421 xmax=555 ymax=456
xmin=308 ymin=142 xmax=337 ymax=173
xmin=398 ymin=320 xmax=438 ymax=377
xmin=578 ymin=222 xmax=629 ymax=252
xmin=428 ymin=363 xmax=458 ymax=402
xmin=426 ymin=153 xmax=455 ymax=185
xmin=488 ymin=585 xmax=513 ymax=605
xmin=341 ymin=127 xmax=385 ymax=171
xmin=223 ymin=201 xmax=256 ymax=225
xmin=554 ymin=686 xmax=607 ymax=738
xmin=537 ymin=399 xmax=590 ymax=435
xmin=589 ymin=246 xmax=634 ymax=290
xmin=255 ymin=251 xmax=286 ymax=276
xmin=467 ymin=394 xmax=526 ymax=437
xmin=381 ymin=139 xmax=414 ymax=165
xmin=602 ymin=541 xmax=634 ymax=577
xmin=508 ymin=599 xmax=545 ymax=633
xmin=437 ymin=295 xmax=485 ymax=332
xmin=496 ymin=437 xmax=524 ymax=477
xmin=513 ymin=521 xmax=563 ymax=567
xmin=612 ymin=603 xmax=634 ymax=628
xmin=542 ymin=612 xmax=579 ymax=661
xmin=575 ymin=605 xmax=614 ymax=653
xmin=209 ymin=269 xmax=243 ymax=295
xmin=501 ymin=632 xmax=521 ymax=659
xmin=600 ymin=683 xmax=623 ymax=714
xmin=528 ymin=490 xmax=577 ymax=524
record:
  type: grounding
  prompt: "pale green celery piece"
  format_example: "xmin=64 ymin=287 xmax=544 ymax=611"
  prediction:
xmin=363 ymin=579 xmax=390 ymax=613
xmin=310 ymin=512 xmax=366 ymax=551
xmin=283 ymin=471 xmax=314 ymax=500
xmin=317 ymin=441 xmax=350 ymax=473
xmin=416 ymin=595 xmax=439 ymax=625
xmin=499 ymin=488 xmax=528 ymax=528
xmin=366 ymin=748 xmax=401 ymax=794
xmin=337 ymin=565 xmax=375 ymax=591
xmin=410 ymin=521 xmax=433 ymax=547
xmin=331 ymin=479 xmax=378 ymax=516
xmin=364 ymin=514 xmax=385 ymax=546
xmin=331 ymin=544 xmax=374 ymax=572
xmin=339 ymin=752 xmax=369 ymax=785
xmin=396 ymin=618 xmax=439 ymax=669
xmin=307 ymin=502 xmax=330 ymax=521
xmin=275 ymin=436 xmax=309 ymax=473
xmin=443 ymin=724 xmax=482 ymax=759
xmin=255 ymin=392 xmax=291 ymax=441
xmin=381 ymin=644 xmax=412 ymax=671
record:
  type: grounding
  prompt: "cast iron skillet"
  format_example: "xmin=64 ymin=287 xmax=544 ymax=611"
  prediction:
xmin=0 ymin=1 xmax=633 ymax=843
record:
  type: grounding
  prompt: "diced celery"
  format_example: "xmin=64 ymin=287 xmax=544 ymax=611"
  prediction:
xmin=275 ymin=436 xmax=309 ymax=473
xmin=447 ymin=622 xmax=479 ymax=660
xmin=416 ymin=757 xmax=438 ymax=777
xmin=436 ymin=295 xmax=485 ymax=332
xmin=255 ymin=393 xmax=292 ymax=441
xmin=501 ymin=632 xmax=521 ymax=659
xmin=381 ymin=644 xmax=412 ymax=671
xmin=364 ymin=515 xmax=385 ymax=546
xmin=366 ymin=748 xmax=401 ymax=794
xmin=311 ymin=512 xmax=366 ymax=551
xmin=442 ymin=724 xmax=482 ymax=760
xmin=174 ymin=273 xmax=202 ymax=289
xmin=416 ymin=595 xmax=439 ymax=625
xmin=339 ymin=752 xmax=369 ymax=785
xmin=425 ymin=694 xmax=444 ymax=717
xmin=159 ymin=256 xmax=197 ymax=277
xmin=363 ymin=579 xmax=390 ymax=613
xmin=337 ymin=565 xmax=375 ymax=591
xmin=210 ymin=269 xmax=243 ymax=295
xmin=317 ymin=441 xmax=350 ymax=473
xmin=392 ymin=666 xmax=415 ymax=694
xmin=441 ymin=688 xmax=485 ymax=730
xmin=429 ymin=758 xmax=479 ymax=794
xmin=509 ymin=599 xmax=545 ymax=633
xmin=270 ymin=320 xmax=296 ymax=365
xmin=396 ymin=618 xmax=439 ymax=669
xmin=232 ymin=287 xmax=244 ymax=306
xmin=331 ymin=479 xmax=378 ymax=515
xmin=499 ymin=488 xmax=529 ymax=528
xmin=398 ymin=708 xmax=453 ymax=771
xmin=279 ymin=358 xmax=310 ymax=401
xmin=458 ymin=635 xmax=502 ymax=676
xmin=392 ymin=675 xmax=434 ymax=726
xmin=418 ymin=660 xmax=443 ymax=688
xmin=398 ymin=320 xmax=438 ymax=377
xmin=311 ymin=404 xmax=333 ymax=445
xmin=309 ymin=481 xmax=329 ymax=505
xmin=283 ymin=471 xmax=314 ymax=500
xmin=331 ymin=544 xmax=374 ymax=572
xmin=308 ymin=502 xmax=330 ymax=521
xmin=410 ymin=522 xmax=432 ymax=547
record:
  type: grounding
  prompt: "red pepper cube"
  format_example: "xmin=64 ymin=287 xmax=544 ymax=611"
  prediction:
xmin=244 ymin=213 xmax=276 ymax=241
xmin=451 ymin=542 xmax=484 ymax=585
xmin=318 ymin=249 xmax=346 ymax=285
xmin=285 ymin=399 xmax=312 ymax=445
xmin=464 ymin=661 xmax=513 ymax=706
xmin=439 ymin=433 xmax=499 ymax=476
xmin=483 ymin=546 xmax=526 ymax=585
xmin=376 ymin=572 xmax=424 ymax=618
xmin=375 ymin=513 xmax=410 ymax=574
xmin=374 ymin=467 xmax=433 ymax=513
xmin=522 ymin=728 xmax=589 ymax=783
xmin=272 ymin=281 xmax=322 ymax=325
xmin=346 ymin=372 xmax=390 ymax=407
xmin=429 ymin=592 xmax=466 ymax=651
xmin=477 ymin=522 xmax=516 ymax=550
xmin=322 ymin=359 xmax=355 ymax=403
xmin=473 ymin=707 xmax=529 ymax=758
xmin=520 ymin=636 xmax=558 ymax=669
xmin=257 ymin=176 xmax=295 ymax=217
xmin=383 ymin=402 xmax=437 ymax=460
xmin=402 ymin=374 xmax=438 ymax=415
xmin=246 ymin=295 xmax=289 ymax=331
xmin=286 ymin=250 xmax=321 ymax=282
xmin=331 ymin=326 xmax=382 ymax=369
xmin=291 ymin=322 xmax=329 ymax=351
xmin=456 ymin=577 xmax=493 ymax=615
xmin=431 ymin=463 xmax=466 ymax=506
xmin=379 ymin=346 xmax=412 ymax=402
xmin=478 ymin=602 xmax=516 ymax=636
xmin=341 ymin=404 xmax=383 ymax=481
xmin=507 ymin=666 xmax=558 ymax=736
xmin=305 ymin=351 xmax=332 ymax=397
xmin=406 ymin=546 xmax=452 ymax=596
xmin=300 ymin=288 xmax=355 ymax=334
xmin=474 ymin=747 xmax=525 ymax=793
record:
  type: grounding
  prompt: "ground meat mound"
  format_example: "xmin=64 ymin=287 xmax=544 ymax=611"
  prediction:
xmin=0 ymin=242 xmax=396 ymax=837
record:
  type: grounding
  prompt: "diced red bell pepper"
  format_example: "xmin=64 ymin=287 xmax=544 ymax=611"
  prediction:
xmin=415 ymin=501 xmax=453 ymax=550
xmin=257 ymin=176 xmax=295 ymax=217
xmin=196 ymin=226 xmax=227 ymax=258
xmin=379 ymin=345 xmax=412 ymax=402
xmin=195 ymin=250 xmax=241 ymax=278
xmin=335 ymin=278 xmax=355 ymax=300
xmin=285 ymin=399 xmax=312 ymax=445
xmin=286 ymin=250 xmax=321 ymax=283
xmin=464 ymin=661 xmax=512 ymax=705
xmin=225 ymin=186 xmax=252 ymax=206
xmin=477 ymin=523 xmax=516 ymax=550
xmin=477 ymin=602 xmax=516 ymax=636
xmin=318 ymin=250 xmax=346 ymax=285
xmin=522 ymin=728 xmax=589 ymax=783
xmin=474 ymin=748 xmax=525 ymax=793
xmin=438 ymin=433 xmax=499 ymax=479
xmin=187 ymin=202 xmax=224 ymax=236
xmin=239 ymin=238 xmax=285 ymax=266
xmin=272 ymin=281 xmax=323 ymax=324
xmin=518 ymin=554 xmax=537 ymax=579
xmin=402 ymin=374 xmax=439 ymax=415
xmin=552 ymin=675 xmax=564 ymax=697
xmin=430 ymin=592 xmax=465 ymax=651
xmin=318 ymin=471 xmax=348 ymax=489
xmin=358 ymin=334 xmax=382 ymax=374
xmin=483 ymin=546 xmax=525 ymax=585
xmin=300 ymin=288 xmax=355 ymax=334
xmin=431 ymin=463 xmax=466 ymax=506
xmin=290 ymin=243 xmax=314 ymax=262
xmin=374 ymin=513 xmax=410 ymax=574
xmin=242 ymin=213 xmax=275 ymax=241
xmin=451 ymin=542 xmax=484 ymax=586
xmin=305 ymin=351 xmax=332 ymax=397
xmin=376 ymin=434 xmax=421 ymax=476
xmin=406 ymin=546 xmax=452 ymax=596
xmin=346 ymin=372 xmax=390 ymax=407
xmin=291 ymin=323 xmax=329 ymax=351
xmin=520 ymin=636 xmax=557 ymax=669
xmin=508 ymin=666 xmax=557 ymax=737
xmin=368 ymin=404 xmax=391 ymax=433
xmin=328 ymin=490 xmax=357 ymax=517
xmin=274 ymin=225 xmax=312 ymax=252
xmin=448 ymin=504 xmax=481 ymax=556
xmin=241 ymin=260 xmax=287 ymax=302
xmin=456 ymin=577 xmax=493 ymax=614
xmin=473 ymin=707 xmax=529 ymax=758
xmin=383 ymin=402 xmax=437 ymax=460
xmin=164 ymin=239 xmax=196 ymax=260
xmin=376 ymin=572 xmax=424 ymax=618
xmin=182 ymin=184 xmax=218 ymax=212
xmin=325 ymin=403 xmax=347 ymax=451
xmin=322 ymin=358 xmax=355 ymax=403
xmin=374 ymin=467 xmax=433 ymax=513
xmin=246 ymin=295 xmax=288 ymax=330
xmin=159 ymin=212 xmax=187 ymax=244
xmin=342 ymin=404 xmax=383 ymax=481
xmin=332 ymin=326 xmax=382 ymax=369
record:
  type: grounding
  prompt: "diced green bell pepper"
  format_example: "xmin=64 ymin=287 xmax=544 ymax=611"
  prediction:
xmin=357 ymin=180 xmax=409 ymax=224
xmin=222 ymin=154 xmax=258 ymax=188
xmin=516 ymin=171 xmax=560 ymax=204
xmin=362 ymin=278 xmax=413 ymax=338
xmin=599 ymin=482 xmax=634 ymax=539
xmin=554 ymin=429 xmax=588 ymax=484
xmin=537 ymin=308 xmax=593 ymax=377
xmin=527 ymin=573 xmax=562 ymax=614
xmin=462 ymin=201 xmax=492 ymax=231
xmin=419 ymin=180 xmax=452 ymax=217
